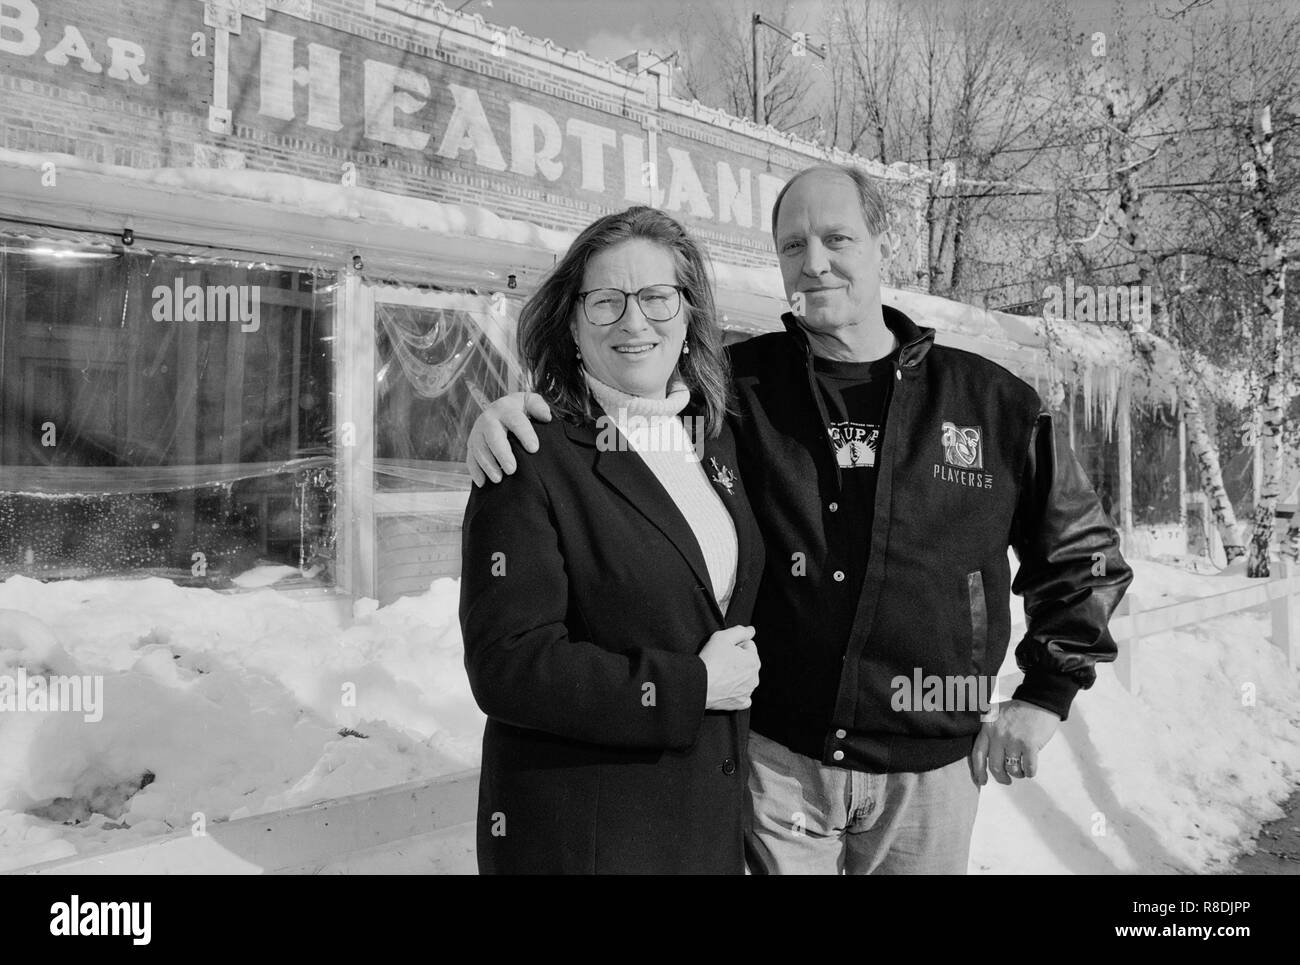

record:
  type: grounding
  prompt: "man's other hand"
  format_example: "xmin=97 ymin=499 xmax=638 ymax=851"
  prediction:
xmin=969 ymin=699 xmax=1060 ymax=786
xmin=466 ymin=392 xmax=553 ymax=486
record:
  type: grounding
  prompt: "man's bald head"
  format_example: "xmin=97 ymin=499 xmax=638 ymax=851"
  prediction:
xmin=771 ymin=164 xmax=889 ymax=241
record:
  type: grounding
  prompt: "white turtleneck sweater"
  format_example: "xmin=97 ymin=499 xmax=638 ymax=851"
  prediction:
xmin=584 ymin=370 xmax=739 ymax=615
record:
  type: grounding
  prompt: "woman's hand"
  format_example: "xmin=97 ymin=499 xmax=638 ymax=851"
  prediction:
xmin=699 ymin=626 xmax=760 ymax=710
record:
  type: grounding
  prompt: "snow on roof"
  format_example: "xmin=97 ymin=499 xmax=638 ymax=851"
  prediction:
xmin=882 ymin=292 xmax=1198 ymax=415
xmin=998 ymin=309 xmax=1251 ymax=411
xmin=886 ymin=287 xmax=1023 ymax=350
xmin=0 ymin=149 xmax=575 ymax=255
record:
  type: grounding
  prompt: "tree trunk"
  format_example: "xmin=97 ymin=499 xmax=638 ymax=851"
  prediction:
xmin=1246 ymin=306 xmax=1286 ymax=576
xmin=950 ymin=194 xmax=969 ymax=296
xmin=1178 ymin=364 xmax=1245 ymax=562
xmin=1245 ymin=105 xmax=1287 ymax=578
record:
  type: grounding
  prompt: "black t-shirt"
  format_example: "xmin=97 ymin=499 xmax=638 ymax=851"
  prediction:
xmin=811 ymin=349 xmax=898 ymax=624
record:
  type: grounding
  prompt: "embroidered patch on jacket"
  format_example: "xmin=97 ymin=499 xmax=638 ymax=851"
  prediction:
xmin=827 ymin=422 xmax=879 ymax=468
xmin=934 ymin=422 xmax=994 ymax=490
xmin=941 ymin=422 xmax=983 ymax=469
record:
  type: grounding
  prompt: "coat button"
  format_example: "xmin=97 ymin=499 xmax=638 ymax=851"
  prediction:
xmin=833 ymin=570 xmax=845 ymax=582
xmin=722 ymin=758 xmax=736 ymax=775
xmin=828 ymin=502 xmax=838 ymax=512
xmin=832 ymin=750 xmax=845 ymax=761
xmin=835 ymin=729 xmax=847 ymax=739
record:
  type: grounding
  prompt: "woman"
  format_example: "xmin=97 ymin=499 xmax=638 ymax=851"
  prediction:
xmin=459 ymin=207 xmax=765 ymax=874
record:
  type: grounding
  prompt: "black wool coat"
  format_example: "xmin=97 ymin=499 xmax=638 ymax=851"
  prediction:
xmin=459 ymin=408 xmax=765 ymax=875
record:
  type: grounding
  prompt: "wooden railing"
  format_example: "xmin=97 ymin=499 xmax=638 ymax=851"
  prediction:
xmin=999 ymin=562 xmax=1300 ymax=699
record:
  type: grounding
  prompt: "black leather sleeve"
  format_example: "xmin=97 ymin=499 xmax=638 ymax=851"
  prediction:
xmin=1008 ymin=411 xmax=1133 ymax=721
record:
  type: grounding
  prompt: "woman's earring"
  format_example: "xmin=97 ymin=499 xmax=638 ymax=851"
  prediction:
xmin=575 ymin=344 xmax=582 ymax=360
xmin=682 ymin=342 xmax=690 ymax=356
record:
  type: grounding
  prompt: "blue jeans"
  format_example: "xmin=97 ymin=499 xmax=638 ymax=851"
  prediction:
xmin=745 ymin=730 xmax=980 ymax=874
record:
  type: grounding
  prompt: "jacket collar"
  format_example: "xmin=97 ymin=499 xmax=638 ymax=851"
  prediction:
xmin=562 ymin=416 xmax=600 ymax=448
xmin=780 ymin=304 xmax=936 ymax=368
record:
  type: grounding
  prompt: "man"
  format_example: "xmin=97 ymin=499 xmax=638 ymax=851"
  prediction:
xmin=466 ymin=165 xmax=1132 ymax=874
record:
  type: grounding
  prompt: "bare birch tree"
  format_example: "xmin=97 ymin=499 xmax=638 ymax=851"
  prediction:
xmin=821 ymin=0 xmax=1064 ymax=298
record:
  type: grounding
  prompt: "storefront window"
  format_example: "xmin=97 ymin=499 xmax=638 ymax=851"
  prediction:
xmin=0 ymin=237 xmax=336 ymax=586
xmin=373 ymin=292 xmax=522 ymax=493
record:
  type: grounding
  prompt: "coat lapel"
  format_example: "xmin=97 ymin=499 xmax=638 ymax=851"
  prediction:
xmin=566 ymin=417 xmax=721 ymax=621
xmin=698 ymin=425 xmax=761 ymax=622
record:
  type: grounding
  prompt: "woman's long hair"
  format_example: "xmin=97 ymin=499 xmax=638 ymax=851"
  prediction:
xmin=518 ymin=206 xmax=731 ymax=437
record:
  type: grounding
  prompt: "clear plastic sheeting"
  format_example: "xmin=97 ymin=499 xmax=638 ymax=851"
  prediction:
xmin=1 ymin=235 xmax=528 ymax=600
xmin=372 ymin=288 xmax=522 ymax=495
xmin=357 ymin=287 xmax=525 ymax=605
xmin=0 ymin=235 xmax=337 ymax=587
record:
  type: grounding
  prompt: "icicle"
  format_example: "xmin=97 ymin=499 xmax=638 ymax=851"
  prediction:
xmin=1101 ymin=366 xmax=1119 ymax=442
xmin=1082 ymin=366 xmax=1094 ymax=432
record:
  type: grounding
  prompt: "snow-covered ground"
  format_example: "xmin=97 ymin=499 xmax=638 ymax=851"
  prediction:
xmin=0 ymin=571 xmax=482 ymax=871
xmin=972 ymin=556 xmax=1300 ymax=873
xmin=0 ymin=555 xmax=1297 ymax=873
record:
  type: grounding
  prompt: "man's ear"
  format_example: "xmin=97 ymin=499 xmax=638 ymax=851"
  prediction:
xmin=879 ymin=229 xmax=894 ymax=262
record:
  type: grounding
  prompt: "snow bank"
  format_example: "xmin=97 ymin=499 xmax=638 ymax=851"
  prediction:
xmin=0 ymin=574 xmax=482 ymax=871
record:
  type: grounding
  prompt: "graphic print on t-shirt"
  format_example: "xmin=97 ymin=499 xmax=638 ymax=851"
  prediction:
xmin=827 ymin=422 xmax=880 ymax=468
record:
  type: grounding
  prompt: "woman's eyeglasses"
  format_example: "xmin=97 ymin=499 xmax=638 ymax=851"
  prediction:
xmin=577 ymin=285 xmax=684 ymax=326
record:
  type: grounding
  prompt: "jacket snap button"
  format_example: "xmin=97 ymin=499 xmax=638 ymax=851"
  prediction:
xmin=828 ymin=502 xmax=838 ymax=512
xmin=722 ymin=758 xmax=736 ymax=775
xmin=833 ymin=570 xmax=845 ymax=582
xmin=832 ymin=750 xmax=845 ymax=761
xmin=835 ymin=729 xmax=847 ymax=739
xmin=895 ymin=370 xmax=902 ymax=380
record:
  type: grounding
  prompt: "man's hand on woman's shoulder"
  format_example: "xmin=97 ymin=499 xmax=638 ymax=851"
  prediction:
xmin=466 ymin=392 xmax=555 ymax=486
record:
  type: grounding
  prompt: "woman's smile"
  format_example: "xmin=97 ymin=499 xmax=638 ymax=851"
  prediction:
xmin=612 ymin=340 xmax=659 ymax=357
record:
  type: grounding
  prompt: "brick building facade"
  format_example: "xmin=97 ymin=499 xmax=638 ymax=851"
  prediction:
xmin=0 ymin=0 xmax=937 ymax=603
xmin=1 ymin=0 xmax=929 ymax=272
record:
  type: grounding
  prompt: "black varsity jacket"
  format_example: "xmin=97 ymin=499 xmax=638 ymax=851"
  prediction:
xmin=729 ymin=306 xmax=1132 ymax=773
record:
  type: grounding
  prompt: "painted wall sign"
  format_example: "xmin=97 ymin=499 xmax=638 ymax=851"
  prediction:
xmin=0 ymin=0 xmax=925 ymax=277
xmin=0 ymin=0 xmax=150 ymax=84
xmin=216 ymin=6 xmax=795 ymax=238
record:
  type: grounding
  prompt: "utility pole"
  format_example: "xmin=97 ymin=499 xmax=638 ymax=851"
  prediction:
xmin=751 ymin=13 xmax=826 ymax=128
